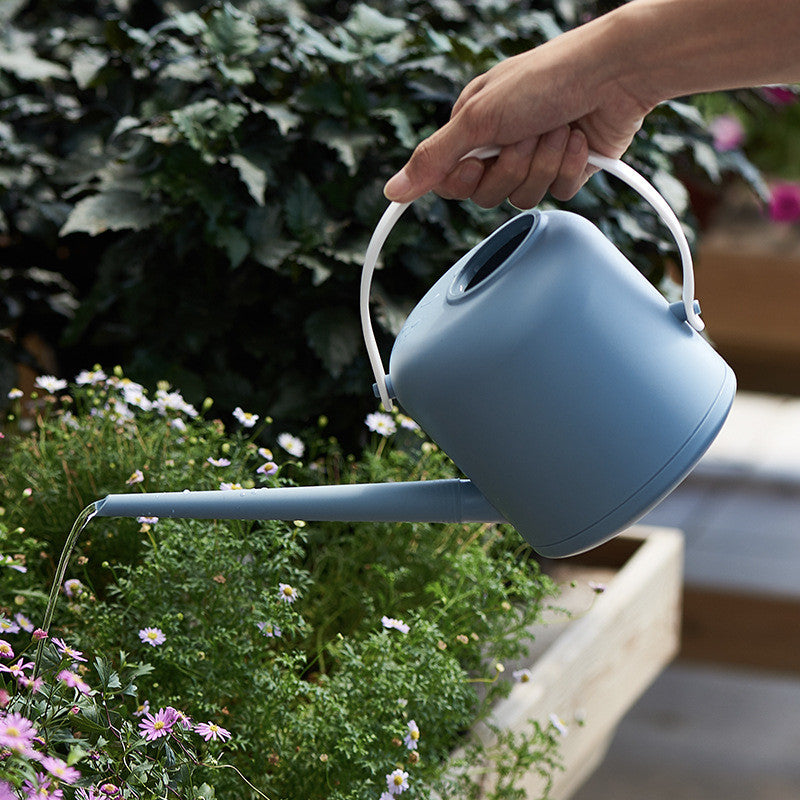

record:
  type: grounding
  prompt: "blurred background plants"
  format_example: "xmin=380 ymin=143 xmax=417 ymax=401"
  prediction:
xmin=0 ymin=368 xmax=563 ymax=798
xmin=0 ymin=0 xmax=763 ymax=443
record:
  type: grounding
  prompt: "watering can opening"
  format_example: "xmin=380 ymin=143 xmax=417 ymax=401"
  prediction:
xmin=453 ymin=214 xmax=537 ymax=297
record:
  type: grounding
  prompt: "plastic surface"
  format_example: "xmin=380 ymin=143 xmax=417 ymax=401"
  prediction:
xmin=361 ymin=148 xmax=704 ymax=409
xmin=386 ymin=206 xmax=735 ymax=556
xmin=95 ymin=478 xmax=505 ymax=525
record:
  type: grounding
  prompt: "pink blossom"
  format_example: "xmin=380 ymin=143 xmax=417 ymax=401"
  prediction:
xmin=0 ymin=657 xmax=34 ymax=681
xmin=138 ymin=707 xmax=177 ymax=741
xmin=0 ymin=780 xmax=16 ymax=800
xmin=708 ymin=114 xmax=745 ymax=152
xmin=760 ymin=85 xmax=798 ymax=105
xmin=0 ymin=711 xmax=37 ymax=752
xmin=194 ymin=721 xmax=232 ymax=742
xmin=41 ymin=755 xmax=81 ymax=784
xmin=23 ymin=773 xmax=63 ymax=800
xmin=0 ymin=640 xmax=13 ymax=659
xmin=51 ymin=637 xmax=87 ymax=663
xmin=769 ymin=182 xmax=800 ymax=223
xmin=58 ymin=669 xmax=92 ymax=695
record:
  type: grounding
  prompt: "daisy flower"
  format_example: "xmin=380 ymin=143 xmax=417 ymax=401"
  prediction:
xmin=34 ymin=375 xmax=67 ymax=393
xmin=41 ymin=756 xmax=81 ymax=784
xmin=0 ymin=555 xmax=27 ymax=573
xmin=14 ymin=613 xmax=33 ymax=633
xmin=256 ymin=621 xmax=282 ymax=638
xmin=386 ymin=768 xmax=409 ymax=795
xmin=138 ymin=627 xmax=166 ymax=647
xmin=548 ymin=712 xmax=569 ymax=737
xmin=75 ymin=368 xmax=107 ymax=386
xmin=233 ymin=407 xmax=259 ymax=428
xmin=125 ymin=469 xmax=144 ymax=485
xmin=51 ymin=638 xmax=88 ymax=663
xmin=381 ymin=616 xmax=410 ymax=634
xmin=136 ymin=516 xmax=158 ymax=525
xmin=277 ymin=432 xmax=305 ymax=457
xmin=220 ymin=482 xmax=243 ymax=491
xmin=0 ymin=616 xmax=19 ymax=635
xmin=7 ymin=388 xmax=23 ymax=399
xmin=58 ymin=670 xmax=92 ymax=695
xmin=257 ymin=447 xmax=273 ymax=460
xmin=207 ymin=457 xmax=231 ymax=467
xmin=403 ymin=720 xmax=420 ymax=750
xmin=513 ymin=668 xmax=533 ymax=683
xmin=277 ymin=583 xmax=299 ymax=603
xmin=23 ymin=774 xmax=60 ymax=799
xmin=0 ymin=658 xmax=34 ymax=680
xmin=194 ymin=721 xmax=231 ymax=742
xmin=63 ymin=578 xmax=85 ymax=598
xmin=0 ymin=711 xmax=37 ymax=752
xmin=365 ymin=412 xmax=396 ymax=437
xmin=256 ymin=461 xmax=278 ymax=475
xmin=133 ymin=700 xmax=150 ymax=717
xmin=0 ymin=641 xmax=13 ymax=659
xmin=139 ymin=708 xmax=176 ymax=741
xmin=398 ymin=414 xmax=420 ymax=431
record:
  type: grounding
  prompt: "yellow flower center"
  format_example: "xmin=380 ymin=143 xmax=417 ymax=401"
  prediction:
xmin=153 ymin=721 xmax=164 ymax=730
xmin=411 ymin=729 xmax=419 ymax=740
xmin=6 ymin=726 xmax=19 ymax=737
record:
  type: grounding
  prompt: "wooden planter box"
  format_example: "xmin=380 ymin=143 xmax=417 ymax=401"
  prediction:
xmin=694 ymin=202 xmax=800 ymax=394
xmin=466 ymin=525 xmax=684 ymax=799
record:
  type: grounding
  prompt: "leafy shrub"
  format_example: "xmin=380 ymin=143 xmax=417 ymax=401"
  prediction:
xmin=0 ymin=0 xmax=760 ymax=440
xmin=0 ymin=369 xmax=563 ymax=798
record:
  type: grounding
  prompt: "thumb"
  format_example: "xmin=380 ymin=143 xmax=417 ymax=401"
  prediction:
xmin=383 ymin=120 xmax=476 ymax=203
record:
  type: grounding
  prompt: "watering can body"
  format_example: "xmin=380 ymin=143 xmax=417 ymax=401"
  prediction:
xmin=384 ymin=208 xmax=735 ymax=557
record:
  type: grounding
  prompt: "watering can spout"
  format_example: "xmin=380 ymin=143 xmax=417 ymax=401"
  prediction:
xmin=94 ymin=479 xmax=506 ymax=526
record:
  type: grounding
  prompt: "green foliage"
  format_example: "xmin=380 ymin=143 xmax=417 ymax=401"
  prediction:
xmin=0 ymin=0 xmax=760 ymax=438
xmin=0 ymin=369 xmax=564 ymax=798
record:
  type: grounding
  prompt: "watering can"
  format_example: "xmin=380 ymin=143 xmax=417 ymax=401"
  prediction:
xmin=94 ymin=149 xmax=735 ymax=558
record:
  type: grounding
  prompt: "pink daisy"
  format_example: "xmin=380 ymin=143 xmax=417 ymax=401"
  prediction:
xmin=194 ymin=721 xmax=231 ymax=742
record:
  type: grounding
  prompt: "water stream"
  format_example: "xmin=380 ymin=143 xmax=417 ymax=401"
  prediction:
xmin=33 ymin=502 xmax=98 ymax=676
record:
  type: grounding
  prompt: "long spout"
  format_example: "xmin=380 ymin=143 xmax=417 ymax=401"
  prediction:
xmin=94 ymin=479 xmax=507 ymax=525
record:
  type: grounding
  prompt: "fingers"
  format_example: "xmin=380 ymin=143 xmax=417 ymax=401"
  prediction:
xmin=384 ymin=125 xmax=590 ymax=208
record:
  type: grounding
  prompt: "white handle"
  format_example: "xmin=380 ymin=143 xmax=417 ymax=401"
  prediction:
xmin=361 ymin=147 xmax=704 ymax=411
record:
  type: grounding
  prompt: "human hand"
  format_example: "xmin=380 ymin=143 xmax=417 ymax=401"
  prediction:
xmin=383 ymin=19 xmax=652 ymax=208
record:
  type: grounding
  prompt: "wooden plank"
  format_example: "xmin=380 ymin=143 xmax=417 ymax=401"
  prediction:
xmin=681 ymin=586 xmax=800 ymax=675
xmin=466 ymin=526 xmax=684 ymax=799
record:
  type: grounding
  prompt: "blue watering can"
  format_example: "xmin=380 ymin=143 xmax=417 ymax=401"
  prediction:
xmin=95 ymin=150 xmax=735 ymax=557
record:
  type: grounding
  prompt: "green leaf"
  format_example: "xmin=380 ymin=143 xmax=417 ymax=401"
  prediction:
xmin=229 ymin=153 xmax=267 ymax=205
xmin=245 ymin=205 xmax=294 ymax=269
xmin=304 ymin=307 xmax=362 ymax=378
xmin=202 ymin=6 xmax=259 ymax=58
xmin=71 ymin=46 xmax=108 ymax=89
xmin=284 ymin=176 xmax=325 ymax=244
xmin=60 ymin=191 xmax=163 ymax=236
xmin=345 ymin=4 xmax=408 ymax=40
xmin=257 ymin=103 xmax=303 ymax=136
xmin=373 ymin=107 xmax=418 ymax=149
xmin=0 ymin=42 xmax=69 ymax=81
xmin=214 ymin=224 xmax=250 ymax=268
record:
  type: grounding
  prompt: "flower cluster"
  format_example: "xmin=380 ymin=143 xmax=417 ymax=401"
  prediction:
xmin=707 ymin=86 xmax=800 ymax=224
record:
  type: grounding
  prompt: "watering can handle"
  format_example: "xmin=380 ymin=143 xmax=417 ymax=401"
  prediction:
xmin=361 ymin=148 xmax=704 ymax=411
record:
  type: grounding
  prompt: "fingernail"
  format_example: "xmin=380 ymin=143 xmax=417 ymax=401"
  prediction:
xmin=384 ymin=169 xmax=412 ymax=201
xmin=458 ymin=159 xmax=483 ymax=185
xmin=544 ymin=126 xmax=569 ymax=151
xmin=567 ymin=129 xmax=584 ymax=153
